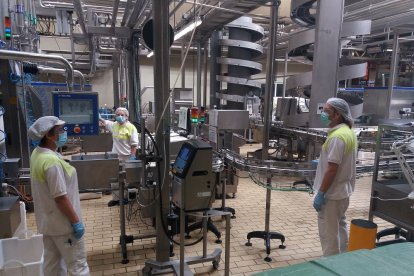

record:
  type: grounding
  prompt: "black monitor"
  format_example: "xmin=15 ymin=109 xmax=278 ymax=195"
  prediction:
xmin=172 ymin=142 xmax=196 ymax=178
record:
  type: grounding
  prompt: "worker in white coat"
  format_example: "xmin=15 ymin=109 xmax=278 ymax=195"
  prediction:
xmin=313 ymin=98 xmax=357 ymax=257
xmin=100 ymin=107 xmax=139 ymax=206
xmin=28 ymin=116 xmax=90 ymax=276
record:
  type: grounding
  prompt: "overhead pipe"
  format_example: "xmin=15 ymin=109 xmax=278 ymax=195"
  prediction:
xmin=0 ymin=50 xmax=74 ymax=90
xmin=169 ymin=0 xmax=186 ymax=17
xmin=120 ymin=0 xmax=133 ymax=26
xmin=72 ymin=0 xmax=88 ymax=35
xmin=111 ymin=0 xmax=121 ymax=29
xmin=37 ymin=66 xmax=85 ymax=91
xmin=126 ymin=0 xmax=151 ymax=28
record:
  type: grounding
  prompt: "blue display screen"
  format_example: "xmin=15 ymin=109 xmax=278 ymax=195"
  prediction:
xmin=174 ymin=145 xmax=193 ymax=175
xmin=179 ymin=147 xmax=190 ymax=160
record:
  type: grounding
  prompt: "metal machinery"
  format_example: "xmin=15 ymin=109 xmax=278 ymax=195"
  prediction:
xmin=369 ymin=121 xmax=414 ymax=244
xmin=171 ymin=140 xmax=214 ymax=211
xmin=145 ymin=139 xmax=231 ymax=275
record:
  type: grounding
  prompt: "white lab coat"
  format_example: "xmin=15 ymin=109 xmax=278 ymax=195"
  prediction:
xmin=30 ymin=147 xmax=90 ymax=275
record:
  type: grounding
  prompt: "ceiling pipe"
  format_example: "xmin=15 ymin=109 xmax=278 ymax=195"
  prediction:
xmin=0 ymin=50 xmax=74 ymax=90
xmin=111 ymin=0 xmax=121 ymax=29
xmin=169 ymin=0 xmax=186 ymax=17
xmin=72 ymin=0 xmax=88 ymax=35
xmin=126 ymin=0 xmax=151 ymax=28
xmin=120 ymin=0 xmax=133 ymax=26
xmin=37 ymin=66 xmax=85 ymax=91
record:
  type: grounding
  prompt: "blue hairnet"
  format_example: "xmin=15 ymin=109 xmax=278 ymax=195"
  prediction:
xmin=327 ymin=97 xmax=353 ymax=125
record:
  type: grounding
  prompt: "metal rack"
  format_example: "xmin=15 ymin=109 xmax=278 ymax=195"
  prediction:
xmin=369 ymin=120 xmax=414 ymax=243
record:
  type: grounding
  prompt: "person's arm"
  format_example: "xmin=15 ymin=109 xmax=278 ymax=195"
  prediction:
xmin=54 ymin=195 xmax=79 ymax=224
xmin=130 ymin=145 xmax=137 ymax=156
xmin=318 ymin=162 xmax=339 ymax=193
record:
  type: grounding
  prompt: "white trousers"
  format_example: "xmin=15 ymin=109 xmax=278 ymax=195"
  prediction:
xmin=43 ymin=234 xmax=90 ymax=276
xmin=318 ymin=197 xmax=350 ymax=257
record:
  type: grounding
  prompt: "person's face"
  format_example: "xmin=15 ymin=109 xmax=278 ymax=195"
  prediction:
xmin=46 ymin=125 xmax=65 ymax=146
xmin=115 ymin=111 xmax=128 ymax=124
xmin=323 ymin=104 xmax=341 ymax=127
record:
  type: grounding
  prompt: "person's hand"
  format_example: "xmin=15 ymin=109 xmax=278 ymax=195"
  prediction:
xmin=72 ymin=221 xmax=85 ymax=240
xmin=129 ymin=155 xmax=137 ymax=160
xmin=313 ymin=191 xmax=326 ymax=212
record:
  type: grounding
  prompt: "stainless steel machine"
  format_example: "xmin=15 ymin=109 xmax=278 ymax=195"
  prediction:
xmin=369 ymin=121 xmax=414 ymax=244
xmin=171 ymin=139 xmax=214 ymax=211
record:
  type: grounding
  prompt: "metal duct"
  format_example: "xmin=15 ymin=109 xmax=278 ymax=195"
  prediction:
xmin=37 ymin=66 xmax=85 ymax=91
xmin=0 ymin=50 xmax=74 ymax=90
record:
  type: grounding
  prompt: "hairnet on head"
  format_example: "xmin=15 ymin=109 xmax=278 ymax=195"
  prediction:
xmin=115 ymin=107 xmax=129 ymax=117
xmin=28 ymin=116 xmax=65 ymax=140
xmin=327 ymin=97 xmax=353 ymax=125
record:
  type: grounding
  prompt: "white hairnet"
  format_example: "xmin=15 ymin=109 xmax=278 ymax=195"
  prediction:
xmin=327 ymin=97 xmax=353 ymax=125
xmin=28 ymin=116 xmax=65 ymax=140
xmin=115 ymin=107 xmax=129 ymax=117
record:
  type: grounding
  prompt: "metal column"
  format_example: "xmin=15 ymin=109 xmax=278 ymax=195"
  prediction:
xmin=386 ymin=32 xmax=400 ymax=118
xmin=245 ymin=0 xmax=285 ymax=262
xmin=113 ymin=53 xmax=120 ymax=108
xmin=152 ymin=0 xmax=170 ymax=263
xmin=309 ymin=0 xmax=345 ymax=127
xmin=196 ymin=42 xmax=202 ymax=107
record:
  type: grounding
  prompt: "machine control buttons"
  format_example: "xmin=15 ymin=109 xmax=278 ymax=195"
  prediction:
xmin=73 ymin=126 xmax=81 ymax=134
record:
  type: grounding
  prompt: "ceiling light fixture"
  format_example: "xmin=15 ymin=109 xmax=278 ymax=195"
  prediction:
xmin=174 ymin=17 xmax=202 ymax=41
xmin=146 ymin=18 xmax=202 ymax=58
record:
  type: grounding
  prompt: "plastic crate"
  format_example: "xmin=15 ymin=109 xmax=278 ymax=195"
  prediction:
xmin=0 ymin=234 xmax=44 ymax=276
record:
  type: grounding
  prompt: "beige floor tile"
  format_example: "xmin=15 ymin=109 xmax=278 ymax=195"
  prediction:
xmin=26 ymin=175 xmax=395 ymax=275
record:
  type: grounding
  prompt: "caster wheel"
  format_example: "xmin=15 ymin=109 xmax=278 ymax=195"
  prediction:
xmin=279 ymin=245 xmax=286 ymax=249
xmin=142 ymin=267 xmax=152 ymax=276
xmin=212 ymin=260 xmax=220 ymax=270
xmin=215 ymin=239 xmax=222 ymax=244
xmin=245 ymin=241 xmax=252 ymax=246
xmin=264 ymin=256 xmax=272 ymax=262
xmin=121 ymin=259 xmax=129 ymax=264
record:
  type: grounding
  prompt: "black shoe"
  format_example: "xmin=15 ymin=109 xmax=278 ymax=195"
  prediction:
xmin=108 ymin=200 xmax=120 ymax=207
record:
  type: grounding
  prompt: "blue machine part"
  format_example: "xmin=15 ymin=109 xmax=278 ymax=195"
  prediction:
xmin=52 ymin=92 xmax=99 ymax=136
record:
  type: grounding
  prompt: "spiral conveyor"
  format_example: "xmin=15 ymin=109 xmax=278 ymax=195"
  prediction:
xmin=283 ymin=0 xmax=371 ymax=125
xmin=215 ymin=17 xmax=264 ymax=110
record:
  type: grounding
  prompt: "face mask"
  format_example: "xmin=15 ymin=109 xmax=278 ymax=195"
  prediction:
xmin=320 ymin=112 xmax=331 ymax=126
xmin=56 ymin=131 xmax=68 ymax=147
xmin=116 ymin=115 xmax=126 ymax=124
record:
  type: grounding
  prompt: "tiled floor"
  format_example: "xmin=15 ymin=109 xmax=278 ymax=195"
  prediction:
xmin=26 ymin=171 xmax=395 ymax=275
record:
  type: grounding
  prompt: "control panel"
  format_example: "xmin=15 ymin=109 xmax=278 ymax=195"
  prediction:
xmin=52 ymin=92 xmax=99 ymax=136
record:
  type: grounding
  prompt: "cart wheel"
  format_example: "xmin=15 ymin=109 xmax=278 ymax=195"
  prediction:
xmin=212 ymin=260 xmax=220 ymax=270
xmin=142 ymin=266 xmax=152 ymax=276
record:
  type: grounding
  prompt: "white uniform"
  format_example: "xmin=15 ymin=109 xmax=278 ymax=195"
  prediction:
xmin=30 ymin=147 xmax=90 ymax=276
xmin=104 ymin=120 xmax=139 ymax=161
xmin=313 ymin=123 xmax=357 ymax=256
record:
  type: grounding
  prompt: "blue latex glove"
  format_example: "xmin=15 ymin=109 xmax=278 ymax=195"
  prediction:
xmin=129 ymin=155 xmax=136 ymax=160
xmin=313 ymin=191 xmax=326 ymax=212
xmin=72 ymin=222 xmax=85 ymax=240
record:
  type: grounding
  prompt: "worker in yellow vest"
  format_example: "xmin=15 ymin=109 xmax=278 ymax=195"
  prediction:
xmin=100 ymin=107 xmax=139 ymax=207
xmin=28 ymin=116 xmax=90 ymax=275
xmin=313 ymin=98 xmax=357 ymax=257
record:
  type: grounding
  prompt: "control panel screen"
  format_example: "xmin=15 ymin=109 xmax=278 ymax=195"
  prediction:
xmin=58 ymin=98 xmax=94 ymax=124
xmin=173 ymin=144 xmax=195 ymax=177
xmin=53 ymin=92 xmax=99 ymax=136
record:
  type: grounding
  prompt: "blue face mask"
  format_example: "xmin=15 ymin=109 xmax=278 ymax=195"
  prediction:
xmin=116 ymin=115 xmax=126 ymax=124
xmin=320 ymin=112 xmax=331 ymax=126
xmin=56 ymin=131 xmax=68 ymax=147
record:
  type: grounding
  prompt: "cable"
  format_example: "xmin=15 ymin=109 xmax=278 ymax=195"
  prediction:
xmin=371 ymin=196 xmax=410 ymax=201
xmin=155 ymin=0 xmax=204 ymax=135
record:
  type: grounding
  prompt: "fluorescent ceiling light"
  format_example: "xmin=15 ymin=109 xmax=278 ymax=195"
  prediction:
xmin=174 ymin=18 xmax=202 ymax=41
xmin=146 ymin=18 xmax=202 ymax=58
